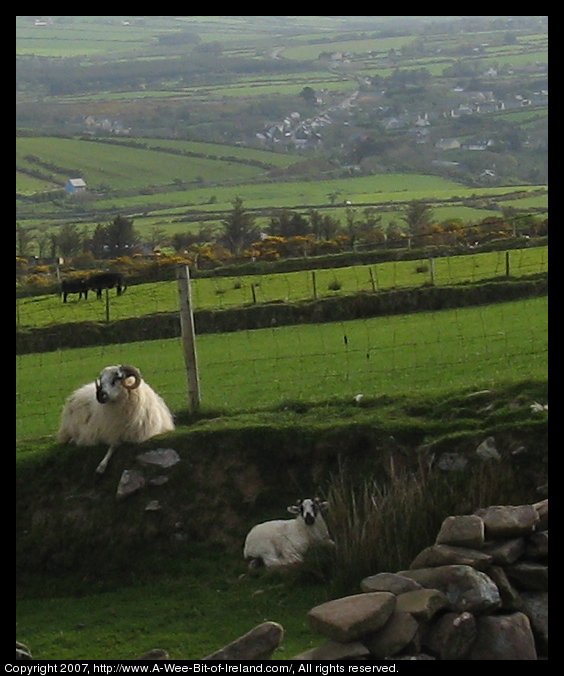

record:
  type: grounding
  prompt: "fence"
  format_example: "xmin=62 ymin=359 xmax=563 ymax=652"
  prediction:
xmin=16 ymin=246 xmax=548 ymax=443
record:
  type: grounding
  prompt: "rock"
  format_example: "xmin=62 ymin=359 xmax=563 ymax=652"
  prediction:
xmin=148 ymin=475 xmax=169 ymax=487
xmin=360 ymin=573 xmax=422 ymax=595
xmin=505 ymin=562 xmax=548 ymax=591
xmin=474 ymin=505 xmax=539 ymax=539
xmin=116 ymin=469 xmax=145 ymax=499
xmin=136 ymin=448 xmax=181 ymax=468
xmin=437 ymin=452 xmax=468 ymax=472
xmin=481 ymin=538 xmax=525 ymax=565
xmin=526 ymin=530 xmax=548 ymax=559
xmin=392 ymin=654 xmax=435 ymax=660
xmin=423 ymin=611 xmax=477 ymax=660
xmin=138 ymin=649 xmax=169 ymax=659
xmin=395 ymin=589 xmax=449 ymax=622
xmin=469 ymin=613 xmax=537 ymax=660
xmin=475 ymin=436 xmax=501 ymax=460
xmin=520 ymin=592 xmax=548 ymax=656
xmin=16 ymin=641 xmax=32 ymax=660
xmin=308 ymin=593 xmax=396 ymax=643
xmin=532 ymin=499 xmax=548 ymax=530
xmin=435 ymin=515 xmax=485 ymax=548
xmin=291 ymin=640 xmax=370 ymax=660
xmin=398 ymin=565 xmax=501 ymax=613
xmin=409 ymin=544 xmax=492 ymax=571
xmin=145 ymin=500 xmax=162 ymax=512
xmin=486 ymin=566 xmax=522 ymax=611
xmin=363 ymin=611 xmax=420 ymax=658
xmin=203 ymin=621 xmax=284 ymax=660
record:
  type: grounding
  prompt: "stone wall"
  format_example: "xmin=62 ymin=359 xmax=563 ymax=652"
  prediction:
xmin=293 ymin=499 xmax=548 ymax=660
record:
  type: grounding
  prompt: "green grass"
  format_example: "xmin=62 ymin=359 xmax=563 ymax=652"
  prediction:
xmin=16 ymin=295 xmax=548 ymax=441
xmin=16 ymin=246 xmax=548 ymax=329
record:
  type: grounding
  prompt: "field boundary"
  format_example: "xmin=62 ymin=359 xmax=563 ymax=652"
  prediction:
xmin=16 ymin=275 xmax=548 ymax=355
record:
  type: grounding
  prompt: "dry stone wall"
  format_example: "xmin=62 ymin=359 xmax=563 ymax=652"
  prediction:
xmin=293 ymin=499 xmax=548 ymax=660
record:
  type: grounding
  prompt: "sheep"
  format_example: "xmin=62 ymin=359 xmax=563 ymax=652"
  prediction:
xmin=243 ymin=497 xmax=334 ymax=570
xmin=57 ymin=364 xmax=175 ymax=474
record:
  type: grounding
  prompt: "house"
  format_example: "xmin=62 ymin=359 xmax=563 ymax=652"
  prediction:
xmin=65 ymin=178 xmax=87 ymax=194
xmin=435 ymin=138 xmax=461 ymax=151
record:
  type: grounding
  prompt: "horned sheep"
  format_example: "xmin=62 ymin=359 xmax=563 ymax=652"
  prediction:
xmin=57 ymin=365 xmax=175 ymax=474
xmin=243 ymin=498 xmax=334 ymax=570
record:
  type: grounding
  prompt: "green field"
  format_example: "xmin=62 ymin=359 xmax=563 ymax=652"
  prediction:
xmin=16 ymin=295 xmax=548 ymax=441
xmin=16 ymin=246 xmax=548 ymax=329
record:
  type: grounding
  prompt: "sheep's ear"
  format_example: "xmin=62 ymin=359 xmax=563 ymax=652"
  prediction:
xmin=287 ymin=505 xmax=301 ymax=515
xmin=318 ymin=501 xmax=329 ymax=512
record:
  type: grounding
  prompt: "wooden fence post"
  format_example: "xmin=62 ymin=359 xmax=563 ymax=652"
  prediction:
xmin=429 ymin=257 xmax=436 ymax=286
xmin=177 ymin=265 xmax=201 ymax=413
xmin=505 ymin=250 xmax=510 ymax=277
xmin=311 ymin=270 xmax=317 ymax=299
xmin=369 ymin=266 xmax=377 ymax=292
xmin=105 ymin=288 xmax=110 ymax=323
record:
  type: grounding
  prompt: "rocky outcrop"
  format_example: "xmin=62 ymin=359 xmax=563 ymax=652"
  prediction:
xmin=294 ymin=499 xmax=548 ymax=660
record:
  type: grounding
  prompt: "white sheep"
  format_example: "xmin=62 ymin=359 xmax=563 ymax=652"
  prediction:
xmin=57 ymin=364 xmax=175 ymax=474
xmin=243 ymin=498 xmax=334 ymax=570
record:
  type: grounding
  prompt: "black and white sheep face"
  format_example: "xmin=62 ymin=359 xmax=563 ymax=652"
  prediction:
xmin=287 ymin=498 xmax=328 ymax=526
xmin=95 ymin=365 xmax=141 ymax=404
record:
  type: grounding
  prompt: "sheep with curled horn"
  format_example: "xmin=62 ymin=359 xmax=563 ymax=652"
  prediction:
xmin=57 ymin=365 xmax=175 ymax=474
xmin=243 ymin=497 xmax=334 ymax=570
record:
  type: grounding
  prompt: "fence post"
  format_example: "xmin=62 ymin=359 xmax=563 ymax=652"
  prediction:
xmin=311 ymin=270 xmax=317 ymax=299
xmin=251 ymin=282 xmax=257 ymax=304
xmin=369 ymin=266 xmax=377 ymax=292
xmin=105 ymin=288 xmax=110 ymax=322
xmin=429 ymin=257 xmax=436 ymax=286
xmin=505 ymin=250 xmax=510 ymax=277
xmin=177 ymin=265 xmax=201 ymax=413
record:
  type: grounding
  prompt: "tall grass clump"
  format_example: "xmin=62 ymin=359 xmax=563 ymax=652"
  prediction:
xmin=324 ymin=459 xmax=532 ymax=595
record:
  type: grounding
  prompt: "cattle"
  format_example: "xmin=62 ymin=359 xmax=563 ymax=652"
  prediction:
xmin=61 ymin=278 xmax=89 ymax=303
xmin=87 ymin=272 xmax=126 ymax=299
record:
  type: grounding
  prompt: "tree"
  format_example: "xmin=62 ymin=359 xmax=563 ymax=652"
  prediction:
xmin=16 ymin=223 xmax=35 ymax=257
xmin=56 ymin=223 xmax=83 ymax=258
xmin=106 ymin=215 xmax=139 ymax=257
xmin=299 ymin=86 xmax=317 ymax=105
xmin=403 ymin=201 xmax=434 ymax=240
xmin=268 ymin=210 xmax=310 ymax=237
xmin=220 ymin=197 xmax=259 ymax=256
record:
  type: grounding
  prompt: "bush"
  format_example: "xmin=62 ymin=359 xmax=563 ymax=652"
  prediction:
xmin=328 ymin=279 xmax=342 ymax=291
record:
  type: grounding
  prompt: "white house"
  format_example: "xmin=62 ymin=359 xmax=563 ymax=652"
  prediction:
xmin=65 ymin=178 xmax=87 ymax=194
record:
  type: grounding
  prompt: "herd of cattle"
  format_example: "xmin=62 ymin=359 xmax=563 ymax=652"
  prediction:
xmin=60 ymin=272 xmax=126 ymax=303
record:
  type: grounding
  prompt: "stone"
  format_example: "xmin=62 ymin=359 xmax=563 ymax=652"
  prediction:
xmin=308 ymin=593 xmax=396 ymax=643
xmin=203 ymin=621 xmax=284 ymax=660
xmin=532 ymin=499 xmax=548 ymax=530
xmin=395 ymin=589 xmax=449 ymax=622
xmin=437 ymin=452 xmax=468 ymax=471
xmin=435 ymin=515 xmax=485 ymax=548
xmin=520 ymin=592 xmax=548 ymax=656
xmin=392 ymin=654 xmax=435 ymax=660
xmin=505 ymin=562 xmax=548 ymax=591
xmin=526 ymin=530 xmax=548 ymax=559
xmin=423 ymin=611 xmax=477 ymax=660
xmin=145 ymin=500 xmax=161 ymax=512
xmin=482 ymin=538 xmax=525 ymax=565
xmin=486 ymin=566 xmax=522 ymax=611
xmin=469 ymin=613 xmax=537 ymax=660
xmin=360 ymin=573 xmax=422 ymax=595
xmin=116 ymin=469 xmax=145 ymax=499
xmin=409 ymin=544 xmax=492 ymax=571
xmin=136 ymin=448 xmax=180 ymax=468
xmin=475 ymin=505 xmax=539 ymax=539
xmin=398 ymin=565 xmax=501 ymax=613
xmin=138 ymin=649 xmax=169 ymax=659
xmin=363 ymin=611 xmax=420 ymax=658
xmin=148 ymin=475 xmax=169 ymax=487
xmin=475 ymin=436 xmax=501 ymax=460
xmin=291 ymin=640 xmax=370 ymax=660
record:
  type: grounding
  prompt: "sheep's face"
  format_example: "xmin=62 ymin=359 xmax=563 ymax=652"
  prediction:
xmin=287 ymin=498 xmax=328 ymax=526
xmin=95 ymin=365 xmax=141 ymax=404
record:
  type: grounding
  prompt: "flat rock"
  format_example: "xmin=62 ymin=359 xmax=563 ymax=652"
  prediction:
xmin=436 ymin=515 xmax=485 ymax=548
xmin=398 ymin=565 xmax=501 ymax=613
xmin=308 ymin=593 xmax=396 ymax=643
xmin=474 ymin=505 xmax=539 ymax=539
xmin=360 ymin=573 xmax=422 ymax=595
xmin=291 ymin=640 xmax=370 ymax=661
xmin=532 ymin=499 xmax=548 ymax=530
xmin=505 ymin=562 xmax=548 ymax=591
xmin=525 ymin=530 xmax=548 ymax=560
xmin=395 ymin=589 xmax=449 ymax=621
xmin=482 ymin=538 xmax=525 ymax=565
xmin=486 ymin=566 xmax=522 ymax=611
xmin=203 ymin=621 xmax=284 ymax=661
xmin=475 ymin=436 xmax=501 ymax=460
xmin=363 ymin=611 xmax=420 ymax=658
xmin=423 ymin=611 xmax=477 ymax=660
xmin=520 ymin=592 xmax=548 ymax=656
xmin=136 ymin=448 xmax=180 ymax=468
xmin=469 ymin=612 xmax=537 ymax=660
xmin=409 ymin=544 xmax=492 ymax=571
xmin=116 ymin=469 xmax=145 ymax=499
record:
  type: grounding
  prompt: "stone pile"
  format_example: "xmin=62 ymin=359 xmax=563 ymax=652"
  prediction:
xmin=293 ymin=499 xmax=548 ymax=660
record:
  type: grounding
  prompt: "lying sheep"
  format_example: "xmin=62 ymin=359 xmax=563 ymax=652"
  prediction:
xmin=243 ymin=498 xmax=334 ymax=569
xmin=57 ymin=365 xmax=175 ymax=474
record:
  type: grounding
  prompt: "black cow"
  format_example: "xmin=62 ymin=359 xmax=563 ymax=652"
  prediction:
xmin=87 ymin=272 xmax=127 ymax=299
xmin=61 ymin=278 xmax=89 ymax=303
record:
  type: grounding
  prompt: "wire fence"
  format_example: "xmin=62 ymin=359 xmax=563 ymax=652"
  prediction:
xmin=16 ymin=247 xmax=548 ymax=443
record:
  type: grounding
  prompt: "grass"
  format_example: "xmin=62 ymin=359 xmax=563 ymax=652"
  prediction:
xmin=16 ymin=295 xmax=548 ymax=441
xmin=16 ymin=246 xmax=549 ymax=329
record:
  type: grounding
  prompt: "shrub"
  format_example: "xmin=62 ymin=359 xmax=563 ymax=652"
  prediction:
xmin=328 ymin=279 xmax=342 ymax=291
xmin=415 ymin=264 xmax=429 ymax=274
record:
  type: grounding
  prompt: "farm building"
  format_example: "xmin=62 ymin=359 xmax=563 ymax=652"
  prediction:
xmin=65 ymin=178 xmax=87 ymax=195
